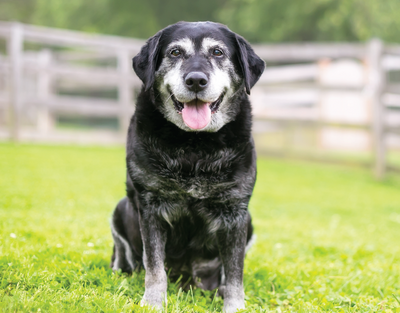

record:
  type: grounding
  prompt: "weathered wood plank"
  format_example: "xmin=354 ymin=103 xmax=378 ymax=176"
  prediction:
xmin=253 ymin=43 xmax=366 ymax=62
xmin=0 ymin=22 xmax=144 ymax=52
xmin=43 ymin=96 xmax=127 ymax=117
xmin=24 ymin=61 xmax=141 ymax=87
xmin=251 ymin=88 xmax=319 ymax=108
xmin=385 ymin=84 xmax=400 ymax=93
xmin=22 ymin=23 xmax=144 ymax=51
xmin=382 ymin=55 xmax=400 ymax=70
xmin=258 ymin=64 xmax=318 ymax=84
xmin=7 ymin=23 xmax=23 ymax=141
xmin=382 ymin=93 xmax=400 ymax=107
xmin=384 ymin=45 xmax=400 ymax=55
xmin=367 ymin=39 xmax=386 ymax=179
xmin=0 ymin=22 xmax=11 ymax=38
xmin=36 ymin=49 xmax=54 ymax=133
xmin=117 ymin=49 xmax=134 ymax=133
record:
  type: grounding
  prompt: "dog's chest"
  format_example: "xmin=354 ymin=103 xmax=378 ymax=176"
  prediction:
xmin=130 ymin=146 xmax=239 ymax=200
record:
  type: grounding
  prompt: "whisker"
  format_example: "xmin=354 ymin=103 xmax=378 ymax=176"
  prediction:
xmin=164 ymin=93 xmax=174 ymax=107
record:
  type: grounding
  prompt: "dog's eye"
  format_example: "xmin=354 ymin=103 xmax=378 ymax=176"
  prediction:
xmin=212 ymin=49 xmax=223 ymax=57
xmin=171 ymin=49 xmax=182 ymax=57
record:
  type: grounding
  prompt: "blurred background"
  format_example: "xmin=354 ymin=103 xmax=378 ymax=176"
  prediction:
xmin=1 ymin=0 xmax=400 ymax=179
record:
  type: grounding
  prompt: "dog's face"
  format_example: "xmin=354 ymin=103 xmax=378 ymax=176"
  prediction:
xmin=133 ymin=21 xmax=265 ymax=132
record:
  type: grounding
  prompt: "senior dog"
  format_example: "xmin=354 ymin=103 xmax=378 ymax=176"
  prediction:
xmin=110 ymin=21 xmax=265 ymax=312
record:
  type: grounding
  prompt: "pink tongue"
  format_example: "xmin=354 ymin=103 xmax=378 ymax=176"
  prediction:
xmin=182 ymin=99 xmax=211 ymax=130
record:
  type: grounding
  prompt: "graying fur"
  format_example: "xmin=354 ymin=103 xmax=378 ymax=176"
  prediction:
xmin=155 ymin=37 xmax=241 ymax=133
xmin=111 ymin=21 xmax=265 ymax=313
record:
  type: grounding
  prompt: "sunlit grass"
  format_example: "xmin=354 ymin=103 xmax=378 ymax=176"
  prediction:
xmin=0 ymin=143 xmax=399 ymax=312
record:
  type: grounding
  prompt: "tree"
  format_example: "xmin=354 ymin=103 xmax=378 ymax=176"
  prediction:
xmin=1 ymin=0 xmax=399 ymax=43
xmin=216 ymin=0 xmax=400 ymax=43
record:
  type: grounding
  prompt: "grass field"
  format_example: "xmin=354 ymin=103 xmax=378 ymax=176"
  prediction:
xmin=1 ymin=143 xmax=399 ymax=312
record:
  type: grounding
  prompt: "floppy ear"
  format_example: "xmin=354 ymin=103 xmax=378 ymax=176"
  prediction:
xmin=132 ymin=31 xmax=163 ymax=91
xmin=235 ymin=35 xmax=265 ymax=95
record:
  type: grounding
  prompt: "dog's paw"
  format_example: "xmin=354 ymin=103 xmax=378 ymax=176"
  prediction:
xmin=223 ymin=297 xmax=245 ymax=313
xmin=140 ymin=290 xmax=166 ymax=311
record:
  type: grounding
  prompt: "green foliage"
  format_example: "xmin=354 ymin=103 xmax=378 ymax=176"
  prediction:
xmin=0 ymin=0 xmax=224 ymax=39
xmin=217 ymin=0 xmax=400 ymax=43
xmin=0 ymin=0 xmax=36 ymax=24
xmin=1 ymin=0 xmax=400 ymax=43
xmin=0 ymin=143 xmax=400 ymax=312
xmin=30 ymin=0 xmax=160 ymax=38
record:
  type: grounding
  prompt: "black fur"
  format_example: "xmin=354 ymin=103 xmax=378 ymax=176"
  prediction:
xmin=235 ymin=34 xmax=265 ymax=95
xmin=110 ymin=21 xmax=265 ymax=312
xmin=132 ymin=31 xmax=163 ymax=91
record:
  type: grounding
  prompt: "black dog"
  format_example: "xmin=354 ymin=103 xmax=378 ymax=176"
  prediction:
xmin=110 ymin=21 xmax=265 ymax=312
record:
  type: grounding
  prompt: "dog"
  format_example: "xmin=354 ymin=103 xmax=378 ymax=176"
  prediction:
xmin=110 ymin=21 xmax=265 ymax=312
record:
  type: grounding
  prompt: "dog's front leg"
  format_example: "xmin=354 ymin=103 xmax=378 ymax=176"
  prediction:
xmin=139 ymin=212 xmax=167 ymax=310
xmin=218 ymin=220 xmax=248 ymax=313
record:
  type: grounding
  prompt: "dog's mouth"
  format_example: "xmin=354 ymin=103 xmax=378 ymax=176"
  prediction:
xmin=171 ymin=94 xmax=223 ymax=114
xmin=171 ymin=94 xmax=224 ymax=130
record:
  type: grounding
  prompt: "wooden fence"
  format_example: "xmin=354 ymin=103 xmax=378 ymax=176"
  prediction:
xmin=0 ymin=22 xmax=399 ymax=178
xmin=250 ymin=40 xmax=400 ymax=179
xmin=0 ymin=22 xmax=144 ymax=144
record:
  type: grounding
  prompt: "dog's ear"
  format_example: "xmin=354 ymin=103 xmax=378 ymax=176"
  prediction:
xmin=132 ymin=31 xmax=163 ymax=91
xmin=235 ymin=34 xmax=265 ymax=95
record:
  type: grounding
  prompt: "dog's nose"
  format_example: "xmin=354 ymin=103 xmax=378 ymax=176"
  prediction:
xmin=185 ymin=72 xmax=208 ymax=92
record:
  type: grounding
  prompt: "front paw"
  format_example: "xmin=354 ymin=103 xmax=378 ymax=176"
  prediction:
xmin=224 ymin=297 xmax=245 ymax=313
xmin=140 ymin=290 xmax=165 ymax=311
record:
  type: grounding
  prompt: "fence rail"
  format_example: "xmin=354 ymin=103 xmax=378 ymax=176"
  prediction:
xmin=253 ymin=43 xmax=366 ymax=61
xmin=0 ymin=22 xmax=143 ymax=139
xmin=0 ymin=22 xmax=399 ymax=178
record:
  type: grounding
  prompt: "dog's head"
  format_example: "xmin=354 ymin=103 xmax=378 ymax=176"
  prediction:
xmin=132 ymin=21 xmax=265 ymax=132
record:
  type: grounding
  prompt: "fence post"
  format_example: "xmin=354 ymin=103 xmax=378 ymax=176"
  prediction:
xmin=37 ymin=49 xmax=54 ymax=133
xmin=367 ymin=39 xmax=386 ymax=179
xmin=7 ymin=23 xmax=23 ymax=142
xmin=117 ymin=49 xmax=132 ymax=135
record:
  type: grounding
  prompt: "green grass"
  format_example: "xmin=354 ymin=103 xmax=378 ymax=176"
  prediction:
xmin=0 ymin=143 xmax=400 ymax=312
